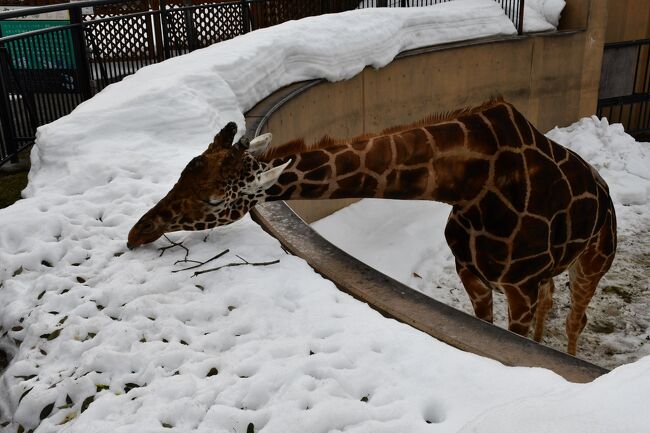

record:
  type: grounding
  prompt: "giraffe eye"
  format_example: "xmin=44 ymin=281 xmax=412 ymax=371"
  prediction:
xmin=206 ymin=198 xmax=224 ymax=207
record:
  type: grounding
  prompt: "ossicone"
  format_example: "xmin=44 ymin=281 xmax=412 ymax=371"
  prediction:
xmin=208 ymin=121 xmax=239 ymax=152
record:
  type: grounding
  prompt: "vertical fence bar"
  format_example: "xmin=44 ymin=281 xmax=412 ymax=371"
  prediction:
xmin=160 ymin=0 xmax=173 ymax=59
xmin=70 ymin=7 xmax=93 ymax=100
xmin=242 ymin=0 xmax=250 ymax=34
xmin=9 ymin=39 xmax=28 ymax=137
xmin=183 ymin=0 xmax=196 ymax=52
xmin=517 ymin=0 xmax=525 ymax=35
xmin=13 ymin=38 xmax=38 ymax=133
xmin=0 ymin=47 xmax=18 ymax=163
xmin=152 ymin=0 xmax=165 ymax=61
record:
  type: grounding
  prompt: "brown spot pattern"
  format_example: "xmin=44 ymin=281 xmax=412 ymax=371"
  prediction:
xmin=130 ymin=99 xmax=616 ymax=356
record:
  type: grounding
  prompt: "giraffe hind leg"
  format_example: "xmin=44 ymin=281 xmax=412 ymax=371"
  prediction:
xmin=566 ymin=254 xmax=614 ymax=355
xmin=566 ymin=215 xmax=616 ymax=355
xmin=566 ymin=264 xmax=601 ymax=356
xmin=456 ymin=261 xmax=494 ymax=323
xmin=533 ymin=278 xmax=555 ymax=342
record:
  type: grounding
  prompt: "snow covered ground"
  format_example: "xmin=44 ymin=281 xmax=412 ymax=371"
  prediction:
xmin=314 ymin=117 xmax=650 ymax=370
xmin=3 ymin=0 xmax=650 ymax=431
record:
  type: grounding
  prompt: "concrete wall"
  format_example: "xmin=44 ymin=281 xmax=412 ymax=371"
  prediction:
xmin=259 ymin=0 xmax=608 ymax=223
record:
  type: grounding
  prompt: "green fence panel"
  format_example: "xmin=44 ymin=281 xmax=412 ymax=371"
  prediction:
xmin=0 ymin=20 xmax=74 ymax=69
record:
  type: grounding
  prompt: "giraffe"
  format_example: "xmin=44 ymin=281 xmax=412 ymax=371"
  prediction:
xmin=127 ymin=98 xmax=617 ymax=355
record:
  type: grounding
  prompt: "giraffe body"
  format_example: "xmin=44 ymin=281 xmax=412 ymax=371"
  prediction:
xmin=128 ymin=99 xmax=616 ymax=355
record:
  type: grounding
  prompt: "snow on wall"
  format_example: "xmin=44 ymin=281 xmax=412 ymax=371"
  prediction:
xmin=526 ymin=0 xmax=566 ymax=27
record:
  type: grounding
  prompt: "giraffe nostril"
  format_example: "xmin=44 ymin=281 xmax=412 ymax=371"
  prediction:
xmin=139 ymin=221 xmax=155 ymax=234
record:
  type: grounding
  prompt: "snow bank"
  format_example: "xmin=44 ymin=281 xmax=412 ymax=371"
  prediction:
xmin=0 ymin=2 xmax=531 ymax=430
xmin=359 ymin=0 xmax=565 ymax=33
xmin=460 ymin=356 xmax=650 ymax=433
xmin=25 ymin=0 xmax=516 ymax=200
xmin=547 ymin=116 xmax=650 ymax=206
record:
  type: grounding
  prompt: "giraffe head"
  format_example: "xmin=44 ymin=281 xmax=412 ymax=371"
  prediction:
xmin=127 ymin=122 xmax=290 ymax=249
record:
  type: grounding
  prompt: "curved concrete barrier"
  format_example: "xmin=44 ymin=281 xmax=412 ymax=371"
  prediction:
xmin=244 ymin=4 xmax=610 ymax=383
xmin=251 ymin=200 xmax=608 ymax=383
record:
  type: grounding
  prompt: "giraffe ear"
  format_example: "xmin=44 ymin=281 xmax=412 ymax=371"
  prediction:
xmin=248 ymin=133 xmax=273 ymax=157
xmin=207 ymin=122 xmax=238 ymax=153
xmin=243 ymin=159 xmax=291 ymax=194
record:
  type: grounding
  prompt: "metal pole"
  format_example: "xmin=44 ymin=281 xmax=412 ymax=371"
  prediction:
xmin=184 ymin=0 xmax=196 ymax=52
xmin=150 ymin=0 xmax=164 ymax=61
xmin=517 ymin=0 xmax=525 ymax=35
xmin=159 ymin=0 xmax=171 ymax=59
xmin=0 ymin=47 xmax=19 ymax=164
xmin=69 ymin=6 xmax=93 ymax=100
xmin=241 ymin=0 xmax=250 ymax=34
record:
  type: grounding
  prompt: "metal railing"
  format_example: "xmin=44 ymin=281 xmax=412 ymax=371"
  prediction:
xmin=0 ymin=0 xmax=525 ymax=167
xmin=598 ymin=39 xmax=650 ymax=138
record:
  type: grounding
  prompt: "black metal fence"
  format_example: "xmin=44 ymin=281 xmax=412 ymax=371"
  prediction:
xmin=598 ymin=39 xmax=650 ymax=139
xmin=0 ymin=0 xmax=525 ymax=167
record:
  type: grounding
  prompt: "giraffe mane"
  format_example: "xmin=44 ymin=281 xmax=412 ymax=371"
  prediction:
xmin=380 ymin=96 xmax=506 ymax=133
xmin=261 ymin=96 xmax=506 ymax=160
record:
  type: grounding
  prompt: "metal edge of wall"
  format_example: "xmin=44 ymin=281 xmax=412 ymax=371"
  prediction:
xmin=244 ymin=36 xmax=609 ymax=384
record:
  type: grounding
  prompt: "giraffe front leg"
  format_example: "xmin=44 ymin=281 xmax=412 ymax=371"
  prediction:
xmin=502 ymin=282 xmax=539 ymax=338
xmin=456 ymin=261 xmax=494 ymax=323
xmin=533 ymin=279 xmax=555 ymax=342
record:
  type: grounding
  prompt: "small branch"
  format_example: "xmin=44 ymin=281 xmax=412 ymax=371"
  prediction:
xmin=174 ymin=259 xmax=203 ymax=266
xmin=158 ymin=235 xmax=190 ymax=261
xmin=172 ymin=249 xmax=230 ymax=273
xmin=191 ymin=257 xmax=280 ymax=277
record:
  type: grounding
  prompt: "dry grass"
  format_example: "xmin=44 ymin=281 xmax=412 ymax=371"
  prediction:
xmin=0 ymin=171 xmax=28 ymax=209
xmin=0 ymin=149 xmax=30 ymax=209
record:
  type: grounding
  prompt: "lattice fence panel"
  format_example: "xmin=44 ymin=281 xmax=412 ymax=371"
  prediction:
xmin=249 ymin=0 xmax=322 ymax=31
xmin=164 ymin=6 xmax=192 ymax=55
xmin=82 ymin=1 xmax=157 ymax=91
xmin=193 ymin=2 xmax=244 ymax=47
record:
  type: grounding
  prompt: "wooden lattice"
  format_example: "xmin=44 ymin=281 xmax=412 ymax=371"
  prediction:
xmin=249 ymin=0 xmax=322 ymax=30
xmin=164 ymin=1 xmax=244 ymax=54
xmin=82 ymin=0 xmax=157 ymax=88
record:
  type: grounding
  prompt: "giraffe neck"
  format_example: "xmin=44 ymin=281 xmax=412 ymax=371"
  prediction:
xmin=260 ymin=117 xmax=498 ymax=206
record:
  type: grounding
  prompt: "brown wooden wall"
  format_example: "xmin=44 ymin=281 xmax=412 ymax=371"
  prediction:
xmin=605 ymin=0 xmax=650 ymax=43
